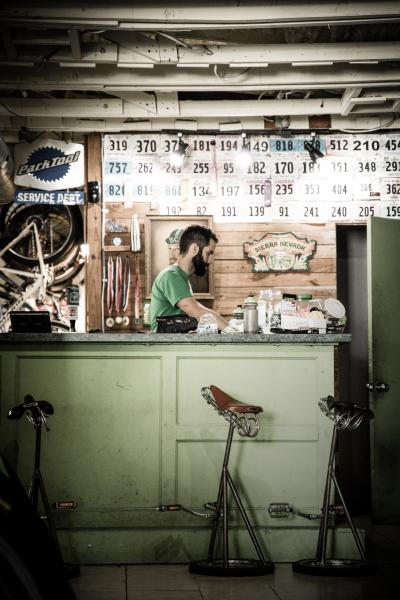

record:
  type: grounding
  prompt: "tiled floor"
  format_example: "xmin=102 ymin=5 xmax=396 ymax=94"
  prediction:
xmin=70 ymin=561 xmax=398 ymax=600
xmin=70 ymin=525 xmax=400 ymax=600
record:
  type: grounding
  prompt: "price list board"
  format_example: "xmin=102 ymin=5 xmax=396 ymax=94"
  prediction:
xmin=102 ymin=132 xmax=400 ymax=223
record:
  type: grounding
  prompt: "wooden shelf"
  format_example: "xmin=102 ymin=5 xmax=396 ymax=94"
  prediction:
xmin=104 ymin=245 xmax=131 ymax=252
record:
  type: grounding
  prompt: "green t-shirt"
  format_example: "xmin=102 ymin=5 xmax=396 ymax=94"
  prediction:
xmin=150 ymin=265 xmax=193 ymax=331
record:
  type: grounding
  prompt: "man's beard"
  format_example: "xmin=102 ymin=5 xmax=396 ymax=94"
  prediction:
xmin=192 ymin=249 xmax=208 ymax=276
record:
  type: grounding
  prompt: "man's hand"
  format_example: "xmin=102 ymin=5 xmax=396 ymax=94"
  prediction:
xmin=177 ymin=296 xmax=229 ymax=331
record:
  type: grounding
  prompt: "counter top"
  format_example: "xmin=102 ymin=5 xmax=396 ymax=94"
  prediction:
xmin=0 ymin=332 xmax=351 ymax=344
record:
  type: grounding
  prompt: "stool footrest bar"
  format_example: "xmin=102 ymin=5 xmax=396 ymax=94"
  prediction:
xmin=189 ymin=559 xmax=274 ymax=577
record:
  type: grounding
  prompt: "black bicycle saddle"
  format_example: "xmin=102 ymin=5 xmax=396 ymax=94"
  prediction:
xmin=8 ymin=394 xmax=54 ymax=420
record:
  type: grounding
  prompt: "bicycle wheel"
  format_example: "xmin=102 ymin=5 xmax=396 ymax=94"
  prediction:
xmin=49 ymin=243 xmax=84 ymax=286
xmin=0 ymin=204 xmax=82 ymax=268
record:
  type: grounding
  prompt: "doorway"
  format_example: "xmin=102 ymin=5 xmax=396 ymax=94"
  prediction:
xmin=336 ymin=225 xmax=370 ymax=515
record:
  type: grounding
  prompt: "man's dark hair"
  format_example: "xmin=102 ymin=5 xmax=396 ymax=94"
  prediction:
xmin=179 ymin=225 xmax=218 ymax=255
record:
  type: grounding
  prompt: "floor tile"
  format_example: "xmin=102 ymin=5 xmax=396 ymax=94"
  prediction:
xmin=70 ymin=565 xmax=126 ymax=593
xmin=269 ymin=565 xmax=397 ymax=600
xmin=127 ymin=592 xmax=202 ymax=600
xmin=127 ymin=564 xmax=199 ymax=591
xmin=68 ymin=525 xmax=400 ymax=600
xmin=72 ymin=593 xmax=125 ymax=600
xmin=197 ymin=579 xmax=278 ymax=600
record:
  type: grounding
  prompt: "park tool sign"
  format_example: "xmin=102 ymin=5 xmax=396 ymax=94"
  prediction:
xmin=14 ymin=139 xmax=84 ymax=191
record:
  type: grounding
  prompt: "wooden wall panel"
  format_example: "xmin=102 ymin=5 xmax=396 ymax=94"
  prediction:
xmin=85 ymin=133 xmax=103 ymax=332
xmin=100 ymin=202 xmax=337 ymax=329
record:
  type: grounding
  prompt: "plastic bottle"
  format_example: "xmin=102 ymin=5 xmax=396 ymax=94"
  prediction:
xmin=232 ymin=305 xmax=244 ymax=320
xmin=143 ymin=299 xmax=151 ymax=328
xmin=257 ymin=290 xmax=268 ymax=331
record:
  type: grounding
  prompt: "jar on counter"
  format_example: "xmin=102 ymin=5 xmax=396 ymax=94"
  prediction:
xmin=243 ymin=294 xmax=258 ymax=334
xmin=296 ymin=293 xmax=313 ymax=317
xmin=232 ymin=304 xmax=244 ymax=320
xmin=266 ymin=289 xmax=283 ymax=332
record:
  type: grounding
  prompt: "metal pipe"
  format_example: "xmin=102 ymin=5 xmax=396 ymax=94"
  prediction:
xmin=315 ymin=425 xmax=337 ymax=564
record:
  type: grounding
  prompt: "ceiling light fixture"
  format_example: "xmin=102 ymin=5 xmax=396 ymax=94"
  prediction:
xmin=171 ymin=132 xmax=189 ymax=167
xmin=304 ymin=132 xmax=324 ymax=163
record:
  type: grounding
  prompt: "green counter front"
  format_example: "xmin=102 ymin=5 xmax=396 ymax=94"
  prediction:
xmin=0 ymin=333 xmax=355 ymax=563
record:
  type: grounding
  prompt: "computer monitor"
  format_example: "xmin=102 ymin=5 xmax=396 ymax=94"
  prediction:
xmin=10 ymin=311 xmax=51 ymax=333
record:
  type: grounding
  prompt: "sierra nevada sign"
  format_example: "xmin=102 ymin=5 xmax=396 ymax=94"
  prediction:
xmin=243 ymin=232 xmax=316 ymax=272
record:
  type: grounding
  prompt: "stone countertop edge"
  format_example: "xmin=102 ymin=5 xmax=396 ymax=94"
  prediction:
xmin=0 ymin=332 xmax=352 ymax=344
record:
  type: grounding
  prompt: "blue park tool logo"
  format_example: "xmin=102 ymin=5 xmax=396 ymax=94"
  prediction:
xmin=16 ymin=145 xmax=81 ymax=183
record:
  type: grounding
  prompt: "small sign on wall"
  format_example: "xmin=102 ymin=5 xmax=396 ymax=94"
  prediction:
xmin=15 ymin=189 xmax=84 ymax=205
xmin=14 ymin=139 xmax=84 ymax=191
xmin=243 ymin=232 xmax=316 ymax=272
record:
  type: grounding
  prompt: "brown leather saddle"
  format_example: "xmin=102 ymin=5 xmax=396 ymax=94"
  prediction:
xmin=209 ymin=385 xmax=263 ymax=414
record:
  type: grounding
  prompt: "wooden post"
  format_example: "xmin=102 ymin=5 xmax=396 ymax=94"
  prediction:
xmin=85 ymin=133 xmax=103 ymax=332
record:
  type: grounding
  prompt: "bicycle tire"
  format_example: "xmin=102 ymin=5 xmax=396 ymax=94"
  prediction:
xmin=49 ymin=244 xmax=84 ymax=286
xmin=0 ymin=204 xmax=82 ymax=268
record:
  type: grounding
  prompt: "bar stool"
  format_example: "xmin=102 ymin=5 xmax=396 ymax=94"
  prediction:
xmin=8 ymin=394 xmax=80 ymax=579
xmin=8 ymin=395 xmax=58 ymax=536
xmin=189 ymin=385 xmax=274 ymax=576
xmin=292 ymin=395 xmax=377 ymax=576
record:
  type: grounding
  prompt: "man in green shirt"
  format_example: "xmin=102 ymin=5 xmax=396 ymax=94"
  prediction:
xmin=150 ymin=225 xmax=229 ymax=332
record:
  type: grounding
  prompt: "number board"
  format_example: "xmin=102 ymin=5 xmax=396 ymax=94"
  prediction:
xmin=102 ymin=133 xmax=400 ymax=223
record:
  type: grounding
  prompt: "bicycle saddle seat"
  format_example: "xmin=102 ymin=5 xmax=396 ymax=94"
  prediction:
xmin=324 ymin=396 xmax=373 ymax=419
xmin=8 ymin=394 xmax=54 ymax=420
xmin=209 ymin=385 xmax=263 ymax=414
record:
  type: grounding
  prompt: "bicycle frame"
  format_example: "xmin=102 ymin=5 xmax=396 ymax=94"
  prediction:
xmin=0 ymin=221 xmax=50 ymax=330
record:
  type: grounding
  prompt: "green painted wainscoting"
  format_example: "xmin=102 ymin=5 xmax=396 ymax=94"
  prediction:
xmin=0 ymin=339 xmax=359 ymax=563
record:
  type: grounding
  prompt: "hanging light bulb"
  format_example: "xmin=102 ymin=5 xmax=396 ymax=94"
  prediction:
xmin=236 ymin=132 xmax=252 ymax=168
xmin=171 ymin=132 xmax=189 ymax=167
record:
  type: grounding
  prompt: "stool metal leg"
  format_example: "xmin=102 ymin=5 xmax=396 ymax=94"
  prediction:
xmin=331 ymin=470 xmax=367 ymax=563
xmin=190 ymin=423 xmax=274 ymax=576
xmin=315 ymin=425 xmax=337 ymax=564
xmin=207 ymin=423 xmax=234 ymax=562
xmin=222 ymin=459 xmax=229 ymax=568
xmin=28 ymin=425 xmax=66 ymax=569
xmin=29 ymin=425 xmax=42 ymax=512
xmin=227 ymin=471 xmax=266 ymax=563
xmin=293 ymin=398 xmax=377 ymax=576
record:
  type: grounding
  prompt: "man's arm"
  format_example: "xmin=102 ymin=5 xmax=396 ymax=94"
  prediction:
xmin=177 ymin=296 xmax=229 ymax=331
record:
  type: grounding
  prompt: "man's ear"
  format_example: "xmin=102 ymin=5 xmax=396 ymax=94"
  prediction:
xmin=189 ymin=242 xmax=199 ymax=257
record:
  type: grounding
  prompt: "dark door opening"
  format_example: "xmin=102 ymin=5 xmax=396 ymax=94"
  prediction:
xmin=336 ymin=225 xmax=370 ymax=515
